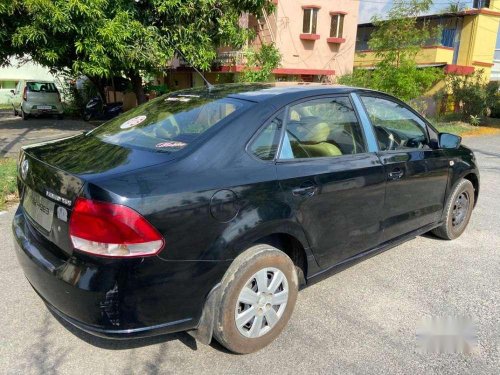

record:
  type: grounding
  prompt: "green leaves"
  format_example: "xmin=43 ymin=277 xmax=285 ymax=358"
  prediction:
xmin=1 ymin=0 xmax=273 ymax=82
xmin=339 ymin=0 xmax=443 ymax=102
xmin=445 ymin=69 xmax=500 ymax=119
xmin=239 ymin=44 xmax=281 ymax=82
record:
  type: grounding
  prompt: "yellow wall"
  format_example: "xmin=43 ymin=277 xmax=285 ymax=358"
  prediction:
xmin=355 ymin=10 xmax=500 ymax=81
xmin=459 ymin=13 xmax=499 ymax=80
xmin=446 ymin=12 xmax=499 ymax=80
xmin=354 ymin=46 xmax=454 ymax=67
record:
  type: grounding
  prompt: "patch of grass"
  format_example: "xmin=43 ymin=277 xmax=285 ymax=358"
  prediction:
xmin=0 ymin=158 xmax=18 ymax=210
xmin=0 ymin=104 xmax=13 ymax=110
xmin=432 ymin=121 xmax=500 ymax=137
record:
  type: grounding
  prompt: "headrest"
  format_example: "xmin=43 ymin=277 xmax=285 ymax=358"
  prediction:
xmin=306 ymin=122 xmax=330 ymax=143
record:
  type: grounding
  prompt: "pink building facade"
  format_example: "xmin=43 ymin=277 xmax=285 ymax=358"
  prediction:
xmin=162 ymin=0 xmax=359 ymax=89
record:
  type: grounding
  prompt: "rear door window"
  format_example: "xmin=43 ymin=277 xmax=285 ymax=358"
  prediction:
xmin=249 ymin=112 xmax=284 ymax=161
xmin=280 ymin=96 xmax=367 ymax=159
xmin=26 ymin=82 xmax=58 ymax=93
xmin=90 ymin=94 xmax=250 ymax=152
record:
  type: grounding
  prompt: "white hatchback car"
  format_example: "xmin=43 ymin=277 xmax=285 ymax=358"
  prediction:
xmin=10 ymin=80 xmax=64 ymax=120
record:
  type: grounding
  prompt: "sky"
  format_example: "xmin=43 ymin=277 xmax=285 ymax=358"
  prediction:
xmin=358 ymin=0 xmax=476 ymax=23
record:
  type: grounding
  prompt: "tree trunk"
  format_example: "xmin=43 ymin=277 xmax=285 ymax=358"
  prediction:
xmin=128 ymin=71 xmax=147 ymax=105
xmin=87 ymin=76 xmax=107 ymax=104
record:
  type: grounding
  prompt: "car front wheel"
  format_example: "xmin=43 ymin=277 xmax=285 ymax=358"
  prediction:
xmin=213 ymin=244 xmax=298 ymax=354
xmin=432 ymin=178 xmax=475 ymax=240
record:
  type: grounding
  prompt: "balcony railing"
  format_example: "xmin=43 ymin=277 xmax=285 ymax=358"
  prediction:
xmin=214 ymin=51 xmax=247 ymax=67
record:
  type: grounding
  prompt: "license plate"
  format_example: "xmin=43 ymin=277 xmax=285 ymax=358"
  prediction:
xmin=23 ymin=188 xmax=55 ymax=232
xmin=38 ymin=105 xmax=52 ymax=110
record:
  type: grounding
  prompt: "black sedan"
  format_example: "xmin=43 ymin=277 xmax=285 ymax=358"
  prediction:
xmin=12 ymin=83 xmax=479 ymax=353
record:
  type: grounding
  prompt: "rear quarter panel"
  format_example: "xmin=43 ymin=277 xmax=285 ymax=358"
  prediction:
xmin=83 ymin=103 xmax=306 ymax=261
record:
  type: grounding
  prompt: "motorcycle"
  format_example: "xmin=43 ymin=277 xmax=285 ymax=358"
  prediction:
xmin=83 ymin=96 xmax=123 ymax=121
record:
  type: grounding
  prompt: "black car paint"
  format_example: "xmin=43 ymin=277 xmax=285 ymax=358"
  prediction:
xmin=12 ymin=84 xmax=479 ymax=340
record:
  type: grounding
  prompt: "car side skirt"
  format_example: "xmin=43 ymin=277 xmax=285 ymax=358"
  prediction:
xmin=306 ymin=221 xmax=443 ymax=286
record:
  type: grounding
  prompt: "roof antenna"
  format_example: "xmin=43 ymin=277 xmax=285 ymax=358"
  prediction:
xmin=170 ymin=44 xmax=214 ymax=91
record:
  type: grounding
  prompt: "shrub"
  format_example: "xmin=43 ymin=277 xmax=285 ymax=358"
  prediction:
xmin=469 ymin=115 xmax=481 ymax=126
xmin=239 ymin=44 xmax=281 ymax=83
xmin=445 ymin=70 xmax=500 ymax=120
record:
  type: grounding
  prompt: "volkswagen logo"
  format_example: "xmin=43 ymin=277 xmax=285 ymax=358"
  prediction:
xmin=21 ymin=159 xmax=29 ymax=180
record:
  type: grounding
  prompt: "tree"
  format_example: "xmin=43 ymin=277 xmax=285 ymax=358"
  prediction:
xmin=239 ymin=44 xmax=281 ymax=82
xmin=339 ymin=0 xmax=443 ymax=102
xmin=445 ymin=69 xmax=500 ymax=119
xmin=0 ymin=0 xmax=274 ymax=104
xmin=442 ymin=1 xmax=466 ymax=13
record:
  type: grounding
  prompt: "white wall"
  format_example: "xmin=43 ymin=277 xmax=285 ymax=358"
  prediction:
xmin=0 ymin=57 xmax=60 ymax=105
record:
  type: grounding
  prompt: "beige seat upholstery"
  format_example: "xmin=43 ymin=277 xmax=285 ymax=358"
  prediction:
xmin=300 ymin=122 xmax=342 ymax=158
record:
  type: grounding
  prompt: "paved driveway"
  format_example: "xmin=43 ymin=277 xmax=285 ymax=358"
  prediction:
xmin=0 ymin=136 xmax=498 ymax=374
xmin=0 ymin=110 xmax=94 ymax=157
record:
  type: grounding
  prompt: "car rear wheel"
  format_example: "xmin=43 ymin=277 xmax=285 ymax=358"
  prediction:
xmin=432 ymin=179 xmax=475 ymax=240
xmin=21 ymin=109 xmax=29 ymax=120
xmin=213 ymin=244 xmax=298 ymax=354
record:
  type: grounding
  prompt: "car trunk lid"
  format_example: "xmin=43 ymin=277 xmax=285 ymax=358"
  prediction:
xmin=27 ymin=91 xmax=60 ymax=106
xmin=18 ymin=133 xmax=171 ymax=256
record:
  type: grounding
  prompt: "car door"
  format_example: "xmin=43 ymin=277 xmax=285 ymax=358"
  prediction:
xmin=276 ymin=95 xmax=386 ymax=268
xmin=357 ymin=94 xmax=450 ymax=242
xmin=11 ymin=81 xmax=22 ymax=110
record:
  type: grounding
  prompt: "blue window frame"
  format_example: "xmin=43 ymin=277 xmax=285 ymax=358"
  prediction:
xmin=441 ymin=28 xmax=456 ymax=48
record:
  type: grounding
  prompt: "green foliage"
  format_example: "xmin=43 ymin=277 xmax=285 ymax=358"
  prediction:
xmin=239 ymin=44 xmax=281 ymax=82
xmin=490 ymin=99 xmax=500 ymax=118
xmin=0 ymin=158 xmax=18 ymax=210
xmin=469 ymin=115 xmax=480 ymax=126
xmin=445 ymin=69 xmax=500 ymax=119
xmin=338 ymin=0 xmax=443 ymax=102
xmin=340 ymin=62 xmax=443 ymax=102
xmin=369 ymin=0 xmax=437 ymax=65
xmin=441 ymin=1 xmax=466 ymax=13
xmin=0 ymin=0 xmax=274 ymax=101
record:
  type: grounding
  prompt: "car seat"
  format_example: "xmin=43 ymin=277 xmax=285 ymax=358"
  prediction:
xmin=300 ymin=122 xmax=342 ymax=157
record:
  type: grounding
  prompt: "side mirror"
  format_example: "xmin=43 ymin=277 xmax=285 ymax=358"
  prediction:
xmin=10 ymin=90 xmax=15 ymax=95
xmin=439 ymin=133 xmax=461 ymax=149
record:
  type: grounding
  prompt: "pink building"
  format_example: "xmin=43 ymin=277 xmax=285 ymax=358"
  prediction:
xmin=163 ymin=0 xmax=359 ymax=89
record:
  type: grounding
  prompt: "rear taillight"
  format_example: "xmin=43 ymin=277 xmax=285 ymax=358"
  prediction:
xmin=69 ymin=198 xmax=164 ymax=258
xmin=22 ymin=87 xmax=27 ymax=101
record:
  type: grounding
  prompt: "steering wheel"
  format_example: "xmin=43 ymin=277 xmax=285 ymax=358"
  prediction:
xmin=406 ymin=135 xmax=426 ymax=149
xmin=375 ymin=126 xmax=400 ymax=151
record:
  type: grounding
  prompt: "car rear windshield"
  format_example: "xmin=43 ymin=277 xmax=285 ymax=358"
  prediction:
xmin=89 ymin=94 xmax=249 ymax=152
xmin=27 ymin=82 xmax=58 ymax=93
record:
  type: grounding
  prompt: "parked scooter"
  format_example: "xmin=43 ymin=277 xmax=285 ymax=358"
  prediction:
xmin=83 ymin=96 xmax=123 ymax=121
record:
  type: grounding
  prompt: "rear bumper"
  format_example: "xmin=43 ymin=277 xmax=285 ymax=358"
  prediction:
xmin=12 ymin=207 xmax=231 ymax=339
xmin=22 ymin=102 xmax=63 ymax=115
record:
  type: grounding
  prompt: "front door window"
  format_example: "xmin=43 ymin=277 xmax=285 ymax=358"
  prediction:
xmin=360 ymin=96 xmax=429 ymax=151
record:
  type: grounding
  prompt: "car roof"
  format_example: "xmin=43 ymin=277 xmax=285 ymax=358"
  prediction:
xmin=168 ymin=82 xmax=378 ymax=106
xmin=25 ymin=80 xmax=56 ymax=84
xmin=229 ymin=83 xmax=354 ymax=102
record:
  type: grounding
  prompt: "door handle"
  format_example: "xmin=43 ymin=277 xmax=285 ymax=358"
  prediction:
xmin=292 ymin=184 xmax=318 ymax=197
xmin=388 ymin=168 xmax=404 ymax=180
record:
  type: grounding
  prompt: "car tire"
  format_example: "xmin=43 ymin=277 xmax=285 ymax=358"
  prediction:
xmin=21 ymin=109 xmax=29 ymax=120
xmin=432 ymin=179 xmax=475 ymax=240
xmin=13 ymin=107 xmax=18 ymax=117
xmin=57 ymin=114 xmax=64 ymax=120
xmin=213 ymin=244 xmax=298 ymax=354
xmin=83 ymin=113 xmax=92 ymax=122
